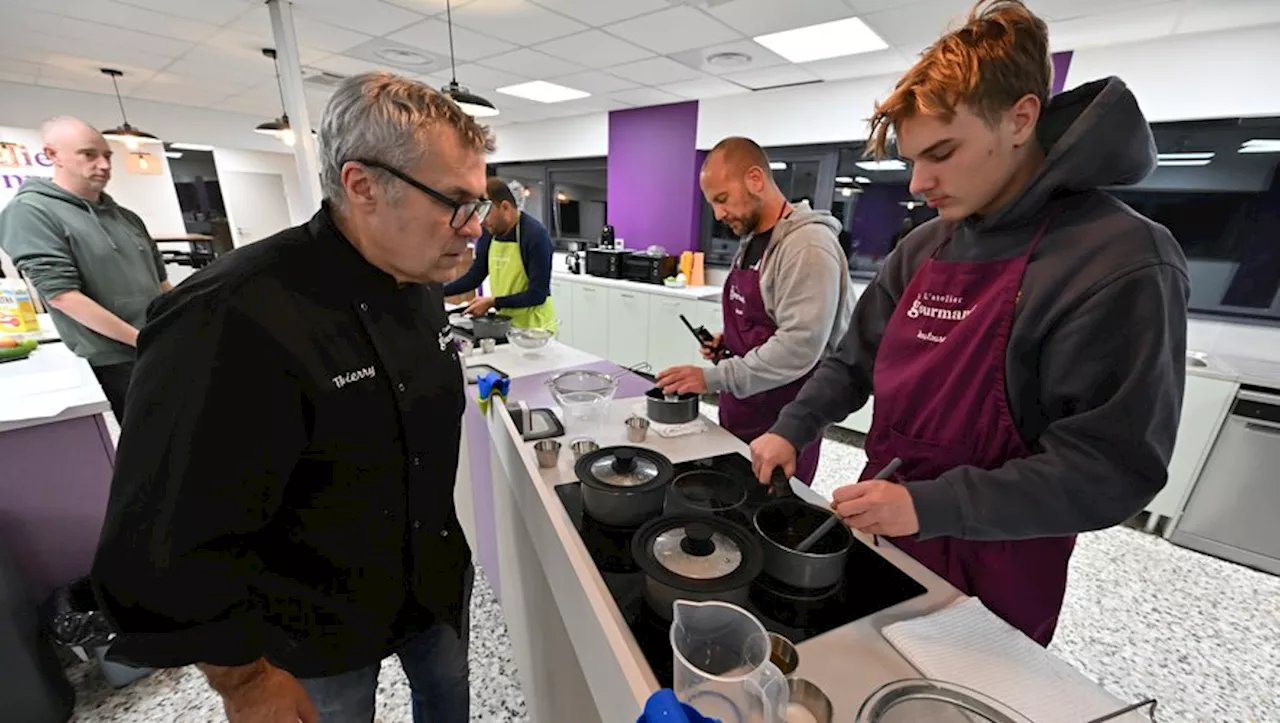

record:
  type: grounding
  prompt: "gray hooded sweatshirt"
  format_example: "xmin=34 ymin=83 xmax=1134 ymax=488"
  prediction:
xmin=704 ymin=201 xmax=854 ymax=399
xmin=772 ymin=77 xmax=1189 ymax=541
xmin=0 ymin=178 xmax=167 ymax=366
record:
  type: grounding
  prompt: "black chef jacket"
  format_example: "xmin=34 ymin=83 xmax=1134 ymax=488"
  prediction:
xmin=91 ymin=206 xmax=471 ymax=678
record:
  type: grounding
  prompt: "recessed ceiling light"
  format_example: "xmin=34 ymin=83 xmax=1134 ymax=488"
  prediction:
xmin=1239 ymin=139 xmax=1280 ymax=154
xmin=753 ymin=17 xmax=888 ymax=64
xmin=769 ymin=161 xmax=787 ymax=170
xmin=1156 ymin=152 xmax=1214 ymax=161
xmin=496 ymin=80 xmax=590 ymax=104
xmin=855 ymin=175 xmax=872 ymax=183
xmin=1157 ymin=159 xmax=1211 ymax=167
xmin=856 ymin=159 xmax=906 ymax=171
xmin=840 ymin=187 xmax=853 ymax=197
xmin=374 ymin=47 xmax=434 ymax=67
xmin=835 ymin=175 xmax=853 ymax=183
xmin=706 ymin=51 xmax=752 ymax=69
xmin=164 ymin=151 xmax=183 ymax=159
xmin=169 ymin=142 xmax=215 ymax=151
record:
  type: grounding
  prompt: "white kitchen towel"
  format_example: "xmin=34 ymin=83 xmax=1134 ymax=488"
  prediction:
xmin=881 ymin=598 xmax=1150 ymax=723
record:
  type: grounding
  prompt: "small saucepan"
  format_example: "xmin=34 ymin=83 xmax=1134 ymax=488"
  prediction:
xmin=632 ymin=514 xmax=763 ymax=621
xmin=575 ymin=446 xmax=674 ymax=528
xmin=753 ymin=470 xmax=852 ymax=589
xmin=664 ymin=469 xmax=749 ymax=525
xmin=645 ymin=387 xmax=699 ymax=425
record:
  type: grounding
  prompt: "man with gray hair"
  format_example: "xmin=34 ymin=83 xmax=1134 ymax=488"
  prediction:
xmin=92 ymin=72 xmax=494 ymax=723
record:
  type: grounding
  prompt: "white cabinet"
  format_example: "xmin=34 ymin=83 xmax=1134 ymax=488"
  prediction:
xmin=607 ymin=288 xmax=650 ymax=367
xmin=549 ymin=278 xmax=574 ymax=346
xmin=648 ymin=297 xmax=703 ymax=372
xmin=571 ymin=283 xmax=610 ymax=359
xmin=1146 ymin=373 xmax=1238 ymax=533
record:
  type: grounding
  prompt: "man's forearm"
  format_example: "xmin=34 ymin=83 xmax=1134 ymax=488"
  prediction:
xmin=48 ymin=290 xmax=139 ymax=346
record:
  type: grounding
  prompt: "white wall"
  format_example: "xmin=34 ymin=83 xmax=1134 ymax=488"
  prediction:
xmin=488 ymin=113 xmax=608 ymax=164
xmin=211 ymin=148 xmax=313 ymax=227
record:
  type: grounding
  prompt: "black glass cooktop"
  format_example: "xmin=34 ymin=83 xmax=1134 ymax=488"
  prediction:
xmin=554 ymin=452 xmax=927 ymax=687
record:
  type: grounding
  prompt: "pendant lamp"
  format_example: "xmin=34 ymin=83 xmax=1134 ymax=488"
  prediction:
xmin=440 ymin=0 xmax=499 ymax=117
xmin=99 ymin=69 xmax=160 ymax=150
xmin=256 ymin=49 xmax=296 ymax=146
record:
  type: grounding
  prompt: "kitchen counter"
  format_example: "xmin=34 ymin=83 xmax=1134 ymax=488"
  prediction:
xmin=0 ymin=341 xmax=108 ymax=433
xmin=454 ymin=338 xmax=1132 ymax=721
xmin=551 ymin=270 xmax=722 ymax=301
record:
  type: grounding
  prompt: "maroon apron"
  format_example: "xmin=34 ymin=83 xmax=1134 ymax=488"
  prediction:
xmin=719 ymin=208 xmax=823 ymax=485
xmin=861 ymin=219 xmax=1076 ymax=646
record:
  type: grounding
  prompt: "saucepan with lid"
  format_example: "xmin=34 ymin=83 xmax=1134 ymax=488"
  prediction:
xmin=575 ymin=445 xmax=673 ymax=527
xmin=632 ymin=515 xmax=763 ymax=620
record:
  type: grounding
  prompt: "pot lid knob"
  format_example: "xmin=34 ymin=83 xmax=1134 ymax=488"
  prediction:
xmin=679 ymin=522 xmax=715 ymax=556
xmin=612 ymin=448 xmax=637 ymax=473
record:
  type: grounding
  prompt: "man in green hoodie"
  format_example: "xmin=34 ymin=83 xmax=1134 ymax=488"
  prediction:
xmin=0 ymin=116 xmax=172 ymax=422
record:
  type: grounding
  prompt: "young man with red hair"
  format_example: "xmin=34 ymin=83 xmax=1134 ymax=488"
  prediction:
xmin=751 ymin=0 xmax=1189 ymax=645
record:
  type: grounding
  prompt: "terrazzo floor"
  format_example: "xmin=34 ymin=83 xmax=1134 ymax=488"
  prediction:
xmin=73 ymin=410 xmax=1279 ymax=722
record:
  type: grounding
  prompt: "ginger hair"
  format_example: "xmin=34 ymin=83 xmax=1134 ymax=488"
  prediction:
xmin=866 ymin=0 xmax=1053 ymax=158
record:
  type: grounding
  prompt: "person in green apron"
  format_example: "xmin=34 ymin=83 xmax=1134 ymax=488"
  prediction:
xmin=443 ymin=177 xmax=557 ymax=331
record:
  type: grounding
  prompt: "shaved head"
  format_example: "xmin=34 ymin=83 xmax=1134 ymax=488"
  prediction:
xmin=41 ymin=116 xmax=112 ymax=201
xmin=700 ymin=135 xmax=785 ymax=237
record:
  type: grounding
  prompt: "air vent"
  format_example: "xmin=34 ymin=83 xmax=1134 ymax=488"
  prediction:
xmin=302 ymin=68 xmax=348 ymax=89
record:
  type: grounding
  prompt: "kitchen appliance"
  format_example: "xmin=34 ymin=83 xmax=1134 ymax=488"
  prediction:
xmin=553 ymin=452 xmax=927 ymax=688
xmin=1172 ymin=386 xmax=1280 ymax=575
xmin=600 ymin=224 xmax=616 ymax=249
xmin=585 ymin=248 xmax=632 ymax=279
xmin=450 ymin=312 xmax=510 ymax=345
xmin=645 ymin=387 xmax=700 ymax=424
xmin=576 ymin=446 xmax=674 ymax=527
xmin=670 ymin=600 xmax=788 ymax=723
xmin=564 ymin=252 xmax=583 ymax=275
xmin=633 ymin=517 xmax=763 ymax=619
xmin=623 ymin=252 xmax=679 ymax=285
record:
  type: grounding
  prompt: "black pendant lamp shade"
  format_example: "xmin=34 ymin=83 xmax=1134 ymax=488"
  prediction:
xmin=99 ymin=69 xmax=159 ymax=148
xmin=257 ymin=49 xmax=296 ymax=145
xmin=440 ymin=0 xmax=498 ymax=117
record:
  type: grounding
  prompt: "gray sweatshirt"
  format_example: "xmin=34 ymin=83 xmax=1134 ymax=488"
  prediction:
xmin=0 ymin=178 xmax=167 ymax=366
xmin=704 ymin=202 xmax=853 ymax=399
xmin=771 ymin=77 xmax=1189 ymax=541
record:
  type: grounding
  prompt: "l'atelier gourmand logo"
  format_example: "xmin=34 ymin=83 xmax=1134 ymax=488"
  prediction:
xmin=907 ymin=292 xmax=976 ymax=344
xmin=1 ymin=141 xmax=54 ymax=191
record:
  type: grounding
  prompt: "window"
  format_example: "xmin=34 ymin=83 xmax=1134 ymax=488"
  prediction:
xmin=836 ymin=145 xmax=938 ymax=276
xmin=493 ymin=159 xmax=607 ymax=250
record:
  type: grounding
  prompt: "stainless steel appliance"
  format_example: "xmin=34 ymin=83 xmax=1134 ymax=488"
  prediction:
xmin=1172 ymin=386 xmax=1280 ymax=575
xmin=621 ymin=252 xmax=678 ymax=284
xmin=585 ymin=248 xmax=631 ymax=279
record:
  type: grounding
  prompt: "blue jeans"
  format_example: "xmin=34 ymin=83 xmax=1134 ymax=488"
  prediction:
xmin=300 ymin=570 xmax=472 ymax=723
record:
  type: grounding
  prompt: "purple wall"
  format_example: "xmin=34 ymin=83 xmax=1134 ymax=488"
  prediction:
xmin=851 ymin=183 xmax=914 ymax=259
xmin=607 ymin=102 xmax=702 ymax=254
xmin=1051 ymin=51 xmax=1073 ymax=96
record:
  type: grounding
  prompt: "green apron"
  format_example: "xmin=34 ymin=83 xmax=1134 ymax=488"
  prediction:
xmin=488 ymin=216 xmax=557 ymax=332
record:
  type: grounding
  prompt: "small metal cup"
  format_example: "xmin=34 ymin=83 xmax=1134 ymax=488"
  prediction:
xmin=786 ymin=678 xmax=833 ymax=723
xmin=456 ymin=339 xmax=474 ymax=357
xmin=480 ymin=338 xmax=496 ymax=354
xmin=534 ymin=439 xmax=561 ymax=469
xmin=768 ymin=632 xmax=798 ymax=676
xmin=570 ymin=438 xmax=599 ymax=459
xmin=625 ymin=416 xmax=650 ymax=442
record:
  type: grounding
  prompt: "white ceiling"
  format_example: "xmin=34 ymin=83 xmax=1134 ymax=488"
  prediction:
xmin=1 ymin=0 xmax=1279 ymax=130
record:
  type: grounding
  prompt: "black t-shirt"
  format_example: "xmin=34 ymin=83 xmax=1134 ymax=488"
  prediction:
xmin=740 ymin=227 xmax=774 ymax=269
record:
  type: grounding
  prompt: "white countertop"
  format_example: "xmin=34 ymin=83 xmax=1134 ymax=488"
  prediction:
xmin=463 ymin=339 xmax=599 ymax=378
xmin=551 ymin=270 xmax=722 ymax=301
xmin=1216 ymin=354 xmax=1280 ymax=389
xmin=0 ymin=342 xmax=109 ymax=433
xmin=35 ymin=313 xmax=60 ymax=343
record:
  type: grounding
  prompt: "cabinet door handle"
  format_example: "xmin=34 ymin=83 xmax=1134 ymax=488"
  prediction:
xmin=620 ymin=293 xmax=634 ymax=299
xmin=1245 ymin=421 xmax=1280 ymax=436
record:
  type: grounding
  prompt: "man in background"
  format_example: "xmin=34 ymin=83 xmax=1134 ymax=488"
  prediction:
xmin=0 ymin=116 xmax=171 ymax=422
xmin=443 ymin=176 xmax=556 ymax=331
xmin=657 ymin=137 xmax=852 ymax=485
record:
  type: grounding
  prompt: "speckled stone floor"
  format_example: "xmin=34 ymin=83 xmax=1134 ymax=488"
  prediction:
xmin=75 ymin=411 xmax=1279 ymax=722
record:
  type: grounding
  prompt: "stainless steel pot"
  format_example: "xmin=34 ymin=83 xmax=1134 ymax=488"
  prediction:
xmin=753 ymin=497 xmax=852 ymax=589
xmin=645 ymin=387 xmax=699 ymax=424
xmin=632 ymin=515 xmax=763 ymax=621
xmin=575 ymin=446 xmax=674 ymax=527
xmin=469 ymin=312 xmax=513 ymax=340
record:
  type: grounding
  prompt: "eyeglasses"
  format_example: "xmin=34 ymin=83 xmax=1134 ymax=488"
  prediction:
xmin=348 ymin=158 xmax=492 ymax=230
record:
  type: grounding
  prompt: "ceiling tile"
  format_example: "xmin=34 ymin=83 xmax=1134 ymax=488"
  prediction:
xmin=59 ymin=0 xmax=222 ymax=43
xmin=290 ymin=0 xmax=428 ymax=36
xmin=528 ymin=0 xmax=671 ymax=28
xmin=438 ymin=63 xmax=532 ymax=89
xmin=37 ymin=62 xmax=156 ymax=95
xmin=1176 ymin=0 xmax=1280 ymax=35
xmin=547 ymin=69 xmax=638 ymax=94
xmin=203 ymin=27 xmax=331 ymax=65
xmin=112 ymin=0 xmax=255 ymax=25
xmin=669 ymin=39 xmax=788 ymax=76
xmin=665 ymin=76 xmax=750 ymax=100
xmin=478 ymin=48 xmax=584 ymax=79
xmin=0 ymin=69 xmax=39 ymax=85
xmin=533 ymin=29 xmax=653 ymax=67
xmin=800 ymin=48 xmax=911 ymax=81
xmin=604 ymin=6 xmax=741 ymax=55
xmin=861 ymin=2 xmax=968 ymax=48
xmin=340 ymin=38 xmax=453 ymax=76
xmin=127 ymin=83 xmax=233 ymax=108
xmin=3 ymin=37 xmax=177 ymax=72
xmin=844 ymin=0 xmax=924 ymax=13
xmin=0 ymin=58 xmax=42 ymax=78
xmin=135 ymin=71 xmax=257 ymax=99
xmin=609 ymin=87 xmax=683 ymax=107
xmin=449 ymin=0 xmax=589 ymax=44
xmin=218 ymin=93 xmax=282 ymax=117
xmin=307 ymin=55 xmax=401 ymax=77
xmin=3 ymin=8 xmax=197 ymax=58
xmin=383 ymin=0 xmax=478 ymax=14
xmin=534 ymin=95 xmax=630 ymax=118
xmin=232 ymin=7 xmax=373 ymax=54
xmin=607 ymin=56 xmax=707 ymax=85
xmin=705 ymin=0 xmax=856 ymax=37
xmin=388 ymin=18 xmax=516 ymax=62
xmin=1030 ymin=0 xmax=1172 ymax=21
xmin=721 ymin=64 xmax=820 ymax=90
xmin=1048 ymin=4 xmax=1182 ymax=52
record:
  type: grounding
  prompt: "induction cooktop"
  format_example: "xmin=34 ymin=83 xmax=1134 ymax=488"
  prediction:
xmin=554 ymin=452 xmax=927 ymax=688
